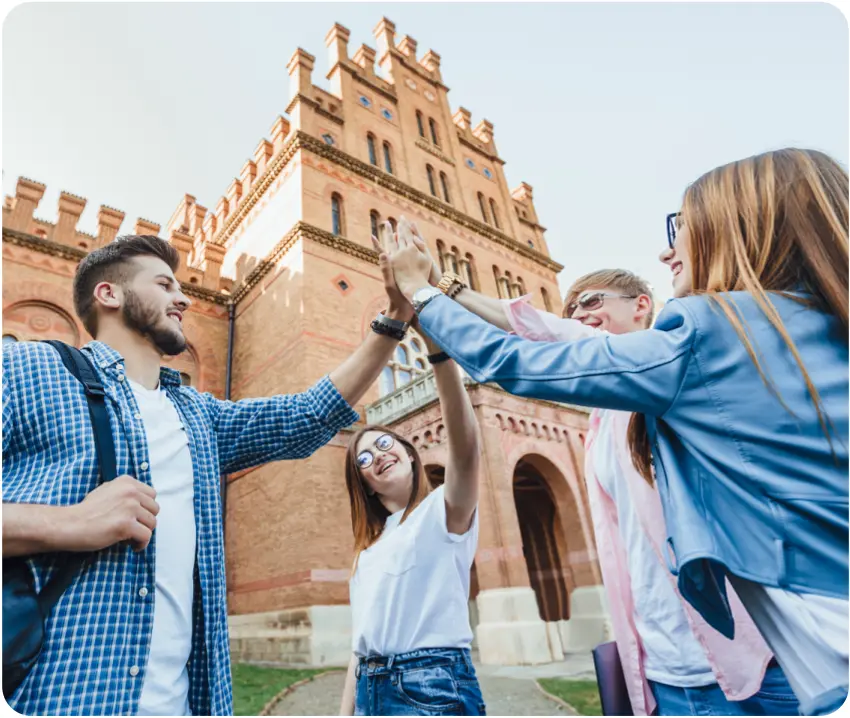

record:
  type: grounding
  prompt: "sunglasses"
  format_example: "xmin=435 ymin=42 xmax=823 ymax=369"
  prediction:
xmin=357 ymin=433 xmax=396 ymax=470
xmin=667 ymin=212 xmax=682 ymax=249
xmin=565 ymin=291 xmax=638 ymax=318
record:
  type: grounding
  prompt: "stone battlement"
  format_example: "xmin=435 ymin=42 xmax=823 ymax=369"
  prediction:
xmin=2 ymin=176 xmax=232 ymax=294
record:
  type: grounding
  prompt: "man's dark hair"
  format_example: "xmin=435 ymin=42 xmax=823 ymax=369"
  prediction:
xmin=73 ymin=234 xmax=180 ymax=337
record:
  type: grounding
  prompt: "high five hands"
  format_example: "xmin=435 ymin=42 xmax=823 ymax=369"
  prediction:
xmin=370 ymin=217 xmax=441 ymax=310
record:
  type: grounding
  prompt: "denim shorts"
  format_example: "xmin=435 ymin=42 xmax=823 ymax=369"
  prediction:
xmin=354 ymin=647 xmax=486 ymax=716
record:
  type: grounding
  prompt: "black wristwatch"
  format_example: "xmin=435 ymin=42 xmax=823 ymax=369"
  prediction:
xmin=370 ymin=313 xmax=409 ymax=341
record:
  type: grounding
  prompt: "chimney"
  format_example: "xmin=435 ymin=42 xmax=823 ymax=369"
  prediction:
xmin=168 ymin=229 xmax=194 ymax=281
xmin=287 ymin=48 xmax=316 ymax=103
xmin=353 ymin=44 xmax=377 ymax=74
xmin=397 ymin=35 xmax=417 ymax=59
xmin=135 ymin=218 xmax=161 ymax=236
xmin=8 ymin=177 xmax=46 ymax=232
xmin=325 ymin=22 xmax=350 ymax=68
xmin=452 ymin=107 xmax=472 ymax=131
xmin=55 ymin=191 xmax=87 ymax=244
xmin=512 ymin=182 xmax=534 ymax=202
xmin=373 ymin=17 xmax=396 ymax=61
xmin=270 ymin=116 xmax=291 ymax=154
xmin=253 ymin=139 xmax=273 ymax=175
xmin=200 ymin=242 xmax=227 ymax=290
xmin=421 ymin=49 xmax=441 ymax=73
xmin=226 ymin=179 xmax=242 ymax=215
xmin=239 ymin=160 xmax=257 ymax=197
xmin=214 ymin=196 xmax=229 ymax=232
xmin=473 ymin=119 xmax=494 ymax=144
xmin=96 ymin=206 xmax=125 ymax=246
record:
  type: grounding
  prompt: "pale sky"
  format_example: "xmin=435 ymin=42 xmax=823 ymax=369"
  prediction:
xmin=3 ymin=2 xmax=847 ymax=301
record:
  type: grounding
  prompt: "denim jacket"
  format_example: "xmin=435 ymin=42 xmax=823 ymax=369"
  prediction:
xmin=419 ymin=292 xmax=849 ymax=638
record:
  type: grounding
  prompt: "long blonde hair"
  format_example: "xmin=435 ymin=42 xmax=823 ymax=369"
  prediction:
xmin=629 ymin=148 xmax=849 ymax=481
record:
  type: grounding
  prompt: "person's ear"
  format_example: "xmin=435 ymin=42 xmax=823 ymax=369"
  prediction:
xmin=93 ymin=281 xmax=122 ymax=310
xmin=635 ymin=294 xmax=653 ymax=325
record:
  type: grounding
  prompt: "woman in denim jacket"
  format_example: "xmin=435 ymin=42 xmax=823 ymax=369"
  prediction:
xmin=389 ymin=148 xmax=848 ymax=716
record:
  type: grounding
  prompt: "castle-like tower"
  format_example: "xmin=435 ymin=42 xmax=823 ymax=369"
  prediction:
xmin=2 ymin=18 xmax=609 ymax=666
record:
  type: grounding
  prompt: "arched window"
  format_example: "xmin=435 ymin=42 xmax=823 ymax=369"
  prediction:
xmin=367 ymin=133 xmax=377 ymax=166
xmin=383 ymin=142 xmax=393 ymax=174
xmin=429 ymin=117 xmax=440 ymax=146
xmin=440 ymin=172 xmax=451 ymax=203
xmin=416 ymin=110 xmax=425 ymax=138
xmin=463 ymin=253 xmax=478 ymax=291
xmin=388 ymin=217 xmax=398 ymax=233
xmin=478 ymin=193 xmax=490 ymax=224
xmin=331 ymin=193 xmax=344 ymax=236
xmin=541 ymin=287 xmax=553 ymax=313
xmin=448 ymin=246 xmax=460 ymax=274
xmin=493 ymin=266 xmax=510 ymax=299
xmin=489 ymin=198 xmax=501 ymax=229
xmin=436 ymin=240 xmax=447 ymax=273
xmin=370 ymin=210 xmax=380 ymax=238
xmin=378 ymin=329 xmax=430 ymax=396
xmin=426 ymin=165 xmax=437 ymax=196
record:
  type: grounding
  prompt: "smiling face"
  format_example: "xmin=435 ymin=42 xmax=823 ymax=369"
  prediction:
xmin=115 ymin=255 xmax=191 ymax=355
xmin=659 ymin=221 xmax=693 ymax=298
xmin=354 ymin=430 xmax=414 ymax=503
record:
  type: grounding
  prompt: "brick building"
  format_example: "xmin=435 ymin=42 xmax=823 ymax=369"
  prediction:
xmin=2 ymin=18 xmax=609 ymax=666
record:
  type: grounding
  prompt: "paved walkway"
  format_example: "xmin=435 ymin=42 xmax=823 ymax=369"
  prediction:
xmin=269 ymin=653 xmax=594 ymax=716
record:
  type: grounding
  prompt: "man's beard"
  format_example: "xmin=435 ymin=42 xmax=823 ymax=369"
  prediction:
xmin=121 ymin=289 xmax=187 ymax=356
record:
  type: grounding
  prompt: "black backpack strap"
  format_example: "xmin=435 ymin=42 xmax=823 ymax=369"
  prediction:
xmin=36 ymin=341 xmax=119 ymax=614
xmin=43 ymin=341 xmax=117 ymax=483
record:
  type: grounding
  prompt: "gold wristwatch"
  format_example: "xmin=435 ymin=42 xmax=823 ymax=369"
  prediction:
xmin=436 ymin=271 xmax=466 ymax=298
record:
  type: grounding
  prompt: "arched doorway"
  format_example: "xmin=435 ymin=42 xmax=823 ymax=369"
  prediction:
xmin=513 ymin=459 xmax=570 ymax=621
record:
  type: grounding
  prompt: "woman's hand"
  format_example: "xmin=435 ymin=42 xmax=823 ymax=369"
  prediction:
xmin=371 ymin=221 xmax=414 ymax=322
xmin=407 ymin=220 xmax=443 ymax=287
xmin=387 ymin=218 xmax=434 ymax=301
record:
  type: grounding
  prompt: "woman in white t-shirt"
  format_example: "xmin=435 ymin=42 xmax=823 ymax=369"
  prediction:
xmin=338 ymin=305 xmax=484 ymax=714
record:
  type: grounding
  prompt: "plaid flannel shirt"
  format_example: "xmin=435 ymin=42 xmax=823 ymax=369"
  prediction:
xmin=2 ymin=340 xmax=359 ymax=716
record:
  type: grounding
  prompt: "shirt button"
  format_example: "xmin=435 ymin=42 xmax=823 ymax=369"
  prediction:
xmin=129 ymin=665 xmax=140 ymax=677
xmin=140 ymin=462 xmax=149 ymax=471
xmin=117 ymin=374 xmax=125 ymax=382
xmin=134 ymin=413 xmax=141 ymax=420
xmin=138 ymin=587 xmax=148 ymax=598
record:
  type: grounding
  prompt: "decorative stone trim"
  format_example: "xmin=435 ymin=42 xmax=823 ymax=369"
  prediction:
xmin=214 ymin=130 xmax=562 ymax=273
xmin=2 ymin=227 xmax=230 ymax=306
xmin=338 ymin=63 xmax=399 ymax=104
xmin=415 ymin=138 xmax=456 ymax=166
xmin=519 ymin=214 xmax=547 ymax=232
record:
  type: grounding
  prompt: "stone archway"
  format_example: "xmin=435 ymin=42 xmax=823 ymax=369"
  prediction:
xmin=513 ymin=459 xmax=571 ymax=621
xmin=2 ymin=300 xmax=81 ymax=346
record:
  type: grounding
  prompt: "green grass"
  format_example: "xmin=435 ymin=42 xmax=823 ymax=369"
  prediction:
xmin=538 ymin=678 xmax=602 ymax=716
xmin=232 ymin=663 xmax=325 ymax=716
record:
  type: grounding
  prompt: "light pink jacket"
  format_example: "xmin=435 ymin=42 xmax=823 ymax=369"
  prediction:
xmin=502 ymin=296 xmax=774 ymax=716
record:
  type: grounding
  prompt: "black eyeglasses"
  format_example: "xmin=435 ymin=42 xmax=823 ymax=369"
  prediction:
xmin=666 ymin=212 xmax=682 ymax=249
xmin=357 ymin=433 xmax=395 ymax=469
xmin=565 ymin=291 xmax=637 ymax=318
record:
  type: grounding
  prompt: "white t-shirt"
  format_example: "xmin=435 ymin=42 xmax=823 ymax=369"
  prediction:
xmin=593 ymin=411 xmax=715 ymax=687
xmin=130 ymin=380 xmax=197 ymax=717
xmin=350 ymin=485 xmax=478 ymax=658
xmin=729 ymin=575 xmax=849 ymax=713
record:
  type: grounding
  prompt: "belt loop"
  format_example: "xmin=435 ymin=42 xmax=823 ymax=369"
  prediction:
xmin=387 ymin=654 xmax=395 ymax=671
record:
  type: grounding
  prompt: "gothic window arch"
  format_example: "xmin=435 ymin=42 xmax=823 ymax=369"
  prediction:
xmin=379 ymin=329 xmax=429 ymax=396
xmin=331 ymin=193 xmax=344 ymax=236
xmin=367 ymin=133 xmax=378 ymax=166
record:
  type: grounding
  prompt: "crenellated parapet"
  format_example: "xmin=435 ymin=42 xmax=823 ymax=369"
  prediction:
xmin=2 ymin=177 xmax=232 ymax=297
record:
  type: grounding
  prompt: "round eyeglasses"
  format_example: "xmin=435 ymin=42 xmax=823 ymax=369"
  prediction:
xmin=357 ymin=433 xmax=395 ymax=469
xmin=565 ymin=291 xmax=637 ymax=318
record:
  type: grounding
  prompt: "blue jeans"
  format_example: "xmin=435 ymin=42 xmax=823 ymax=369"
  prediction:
xmin=354 ymin=647 xmax=486 ymax=716
xmin=650 ymin=661 xmax=800 ymax=716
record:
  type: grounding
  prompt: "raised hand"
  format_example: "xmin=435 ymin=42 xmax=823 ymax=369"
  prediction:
xmin=407 ymin=221 xmax=443 ymax=287
xmin=389 ymin=216 xmax=434 ymax=301
xmin=371 ymin=220 xmax=414 ymax=321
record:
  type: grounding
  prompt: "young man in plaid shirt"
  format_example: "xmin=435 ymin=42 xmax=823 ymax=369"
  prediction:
xmin=3 ymin=234 xmax=413 ymax=715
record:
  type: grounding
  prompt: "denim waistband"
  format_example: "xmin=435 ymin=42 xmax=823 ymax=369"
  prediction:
xmin=357 ymin=647 xmax=473 ymax=676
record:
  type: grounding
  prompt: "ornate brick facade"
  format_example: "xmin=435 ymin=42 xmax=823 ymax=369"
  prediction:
xmin=3 ymin=18 xmax=608 ymax=665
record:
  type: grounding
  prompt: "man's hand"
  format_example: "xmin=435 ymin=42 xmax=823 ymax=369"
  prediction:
xmin=408 ymin=221 xmax=443 ymax=287
xmin=372 ymin=221 xmax=414 ymax=322
xmin=64 ymin=476 xmax=160 ymax=552
xmin=388 ymin=218 xmax=435 ymax=301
